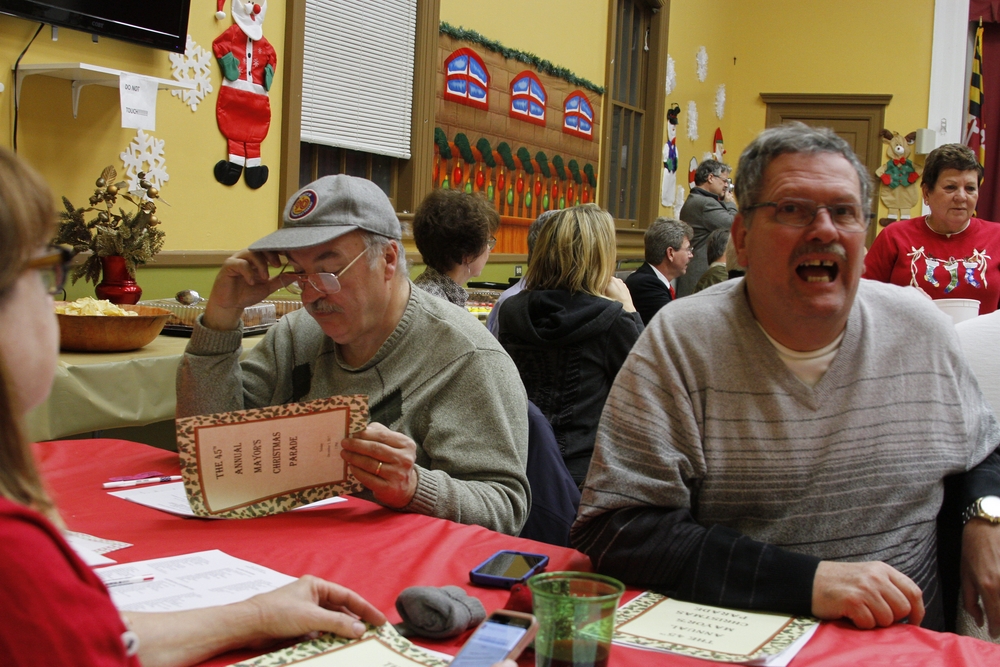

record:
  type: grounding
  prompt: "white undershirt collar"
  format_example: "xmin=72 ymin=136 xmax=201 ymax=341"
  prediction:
xmin=757 ymin=324 xmax=845 ymax=388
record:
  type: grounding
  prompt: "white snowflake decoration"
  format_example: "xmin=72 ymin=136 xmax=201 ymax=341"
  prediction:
xmin=169 ymin=35 xmax=214 ymax=112
xmin=715 ymin=84 xmax=726 ymax=119
xmin=687 ymin=101 xmax=699 ymax=142
xmin=120 ymin=130 xmax=169 ymax=193
xmin=696 ymin=47 xmax=708 ymax=82
xmin=665 ymin=55 xmax=676 ymax=95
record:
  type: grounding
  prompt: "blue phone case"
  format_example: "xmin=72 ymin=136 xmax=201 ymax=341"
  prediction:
xmin=469 ymin=550 xmax=549 ymax=588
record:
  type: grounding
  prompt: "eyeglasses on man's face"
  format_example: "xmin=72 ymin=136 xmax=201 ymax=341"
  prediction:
xmin=487 ymin=237 xmax=497 ymax=251
xmin=25 ymin=245 xmax=76 ymax=296
xmin=276 ymin=248 xmax=366 ymax=295
xmin=742 ymin=198 xmax=868 ymax=233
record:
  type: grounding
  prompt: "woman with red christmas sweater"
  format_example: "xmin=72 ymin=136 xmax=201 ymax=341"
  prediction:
xmin=0 ymin=148 xmax=387 ymax=667
xmin=864 ymin=143 xmax=1000 ymax=314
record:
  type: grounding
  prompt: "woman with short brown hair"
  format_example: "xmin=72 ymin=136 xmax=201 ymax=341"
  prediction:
xmin=865 ymin=143 xmax=1000 ymax=314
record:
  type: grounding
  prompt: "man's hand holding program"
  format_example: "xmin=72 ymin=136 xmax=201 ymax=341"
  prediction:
xmin=341 ymin=422 xmax=419 ymax=509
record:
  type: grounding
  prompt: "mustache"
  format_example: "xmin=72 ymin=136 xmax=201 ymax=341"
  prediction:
xmin=790 ymin=242 xmax=847 ymax=263
xmin=306 ymin=300 xmax=345 ymax=316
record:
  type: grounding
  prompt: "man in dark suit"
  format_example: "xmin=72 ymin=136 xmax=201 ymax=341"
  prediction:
xmin=675 ymin=159 xmax=738 ymax=298
xmin=625 ymin=218 xmax=693 ymax=325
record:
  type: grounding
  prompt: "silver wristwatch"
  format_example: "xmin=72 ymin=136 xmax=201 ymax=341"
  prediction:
xmin=962 ymin=495 xmax=1000 ymax=526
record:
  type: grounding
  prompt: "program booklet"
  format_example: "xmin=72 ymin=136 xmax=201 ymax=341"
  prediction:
xmin=176 ymin=396 xmax=368 ymax=518
xmin=229 ymin=623 xmax=452 ymax=667
xmin=613 ymin=592 xmax=819 ymax=665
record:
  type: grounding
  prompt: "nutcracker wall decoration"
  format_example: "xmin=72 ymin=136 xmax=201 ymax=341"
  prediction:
xmin=661 ymin=103 xmax=680 ymax=207
xmin=213 ymin=0 xmax=276 ymax=189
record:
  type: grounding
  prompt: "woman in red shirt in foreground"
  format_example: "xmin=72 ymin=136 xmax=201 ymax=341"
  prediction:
xmin=0 ymin=147 xmax=388 ymax=667
xmin=864 ymin=143 xmax=1000 ymax=314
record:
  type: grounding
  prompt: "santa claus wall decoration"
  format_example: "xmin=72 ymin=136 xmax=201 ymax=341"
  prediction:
xmin=213 ymin=1 xmax=276 ymax=189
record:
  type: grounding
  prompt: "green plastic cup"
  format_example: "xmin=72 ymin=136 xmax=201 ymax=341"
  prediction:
xmin=528 ymin=571 xmax=625 ymax=667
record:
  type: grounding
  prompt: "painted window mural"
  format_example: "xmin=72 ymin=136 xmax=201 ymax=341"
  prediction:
xmin=510 ymin=71 xmax=546 ymax=126
xmin=435 ymin=25 xmax=603 ymax=252
xmin=563 ymin=92 xmax=594 ymax=140
xmin=444 ymin=48 xmax=490 ymax=110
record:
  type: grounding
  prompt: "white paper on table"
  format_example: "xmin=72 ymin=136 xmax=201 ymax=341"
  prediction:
xmin=613 ymin=592 xmax=820 ymax=665
xmin=95 ymin=549 xmax=295 ymax=612
xmin=71 ymin=543 xmax=116 ymax=566
xmin=65 ymin=530 xmax=132 ymax=555
xmin=759 ymin=623 xmax=819 ymax=667
xmin=279 ymin=636 xmax=434 ymax=666
xmin=228 ymin=624 xmax=456 ymax=667
xmin=108 ymin=481 xmax=346 ymax=518
xmin=120 ymin=73 xmax=157 ymax=130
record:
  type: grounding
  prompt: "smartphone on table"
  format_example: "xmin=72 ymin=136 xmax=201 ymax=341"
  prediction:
xmin=449 ymin=610 xmax=538 ymax=666
xmin=469 ymin=550 xmax=549 ymax=589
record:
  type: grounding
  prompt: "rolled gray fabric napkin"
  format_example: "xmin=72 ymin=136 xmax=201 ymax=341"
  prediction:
xmin=395 ymin=585 xmax=486 ymax=639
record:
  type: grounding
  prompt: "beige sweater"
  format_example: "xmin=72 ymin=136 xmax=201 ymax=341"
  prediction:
xmin=176 ymin=283 xmax=530 ymax=535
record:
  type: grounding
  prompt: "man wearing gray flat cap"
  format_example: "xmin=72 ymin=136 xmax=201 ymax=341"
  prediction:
xmin=177 ymin=175 xmax=530 ymax=534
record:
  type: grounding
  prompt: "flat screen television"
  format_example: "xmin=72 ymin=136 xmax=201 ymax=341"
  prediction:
xmin=0 ymin=1 xmax=191 ymax=53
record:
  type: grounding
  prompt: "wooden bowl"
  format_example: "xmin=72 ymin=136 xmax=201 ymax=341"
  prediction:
xmin=56 ymin=302 xmax=172 ymax=352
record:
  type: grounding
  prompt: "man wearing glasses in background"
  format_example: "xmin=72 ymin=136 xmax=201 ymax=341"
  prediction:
xmin=177 ymin=175 xmax=530 ymax=535
xmin=573 ymin=123 xmax=1000 ymax=635
xmin=676 ymin=158 xmax=737 ymax=298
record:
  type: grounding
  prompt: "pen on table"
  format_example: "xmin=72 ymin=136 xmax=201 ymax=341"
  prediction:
xmin=101 ymin=574 xmax=156 ymax=587
xmin=103 ymin=476 xmax=182 ymax=489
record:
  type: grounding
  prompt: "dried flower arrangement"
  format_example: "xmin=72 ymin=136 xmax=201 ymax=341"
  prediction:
xmin=53 ymin=165 xmax=166 ymax=285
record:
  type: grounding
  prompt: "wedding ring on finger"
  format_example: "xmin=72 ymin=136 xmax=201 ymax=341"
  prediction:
xmin=375 ymin=461 xmax=383 ymax=477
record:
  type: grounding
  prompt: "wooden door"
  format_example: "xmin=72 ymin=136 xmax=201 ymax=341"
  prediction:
xmin=761 ymin=93 xmax=892 ymax=247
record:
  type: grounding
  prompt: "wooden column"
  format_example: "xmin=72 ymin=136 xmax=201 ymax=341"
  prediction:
xmin=396 ymin=0 xmax=441 ymax=215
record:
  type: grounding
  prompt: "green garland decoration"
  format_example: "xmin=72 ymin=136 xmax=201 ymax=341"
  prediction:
xmin=455 ymin=133 xmax=475 ymax=163
xmin=551 ymin=155 xmax=565 ymax=181
xmin=568 ymin=159 xmax=582 ymax=184
xmin=434 ymin=128 xmax=452 ymax=160
xmin=535 ymin=151 xmax=551 ymax=178
xmin=516 ymin=147 xmax=534 ymax=175
xmin=476 ymin=137 xmax=496 ymax=167
xmin=497 ymin=142 xmax=517 ymax=171
xmin=440 ymin=22 xmax=604 ymax=95
xmin=433 ymin=132 xmax=599 ymax=194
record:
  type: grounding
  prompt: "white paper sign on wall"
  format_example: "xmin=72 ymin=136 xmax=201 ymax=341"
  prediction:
xmin=120 ymin=74 xmax=157 ymax=131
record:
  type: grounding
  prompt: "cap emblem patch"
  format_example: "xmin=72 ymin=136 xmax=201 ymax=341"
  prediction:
xmin=289 ymin=190 xmax=318 ymax=220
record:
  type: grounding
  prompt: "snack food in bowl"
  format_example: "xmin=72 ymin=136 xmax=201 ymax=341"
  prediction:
xmin=55 ymin=298 xmax=172 ymax=352
xmin=56 ymin=297 xmax=138 ymax=317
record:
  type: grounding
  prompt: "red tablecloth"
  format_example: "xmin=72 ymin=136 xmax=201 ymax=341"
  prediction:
xmin=36 ymin=439 xmax=1000 ymax=666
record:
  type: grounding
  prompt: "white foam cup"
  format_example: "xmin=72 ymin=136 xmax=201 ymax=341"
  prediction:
xmin=933 ymin=298 xmax=980 ymax=325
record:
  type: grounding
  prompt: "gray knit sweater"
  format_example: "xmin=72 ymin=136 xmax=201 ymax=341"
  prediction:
xmin=572 ymin=278 xmax=1000 ymax=628
xmin=176 ymin=283 xmax=530 ymax=535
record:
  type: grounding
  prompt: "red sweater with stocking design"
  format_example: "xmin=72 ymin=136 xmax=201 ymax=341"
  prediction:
xmin=864 ymin=216 xmax=1000 ymax=314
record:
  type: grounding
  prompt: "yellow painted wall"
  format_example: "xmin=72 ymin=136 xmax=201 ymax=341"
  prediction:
xmin=439 ymin=0 xmax=608 ymax=85
xmin=1 ymin=7 xmax=286 ymax=253
xmin=3 ymin=0 xmax=937 ymax=287
xmin=661 ymin=0 xmax=935 ymax=225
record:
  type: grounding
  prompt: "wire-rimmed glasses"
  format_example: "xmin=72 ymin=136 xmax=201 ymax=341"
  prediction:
xmin=276 ymin=248 xmax=366 ymax=295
